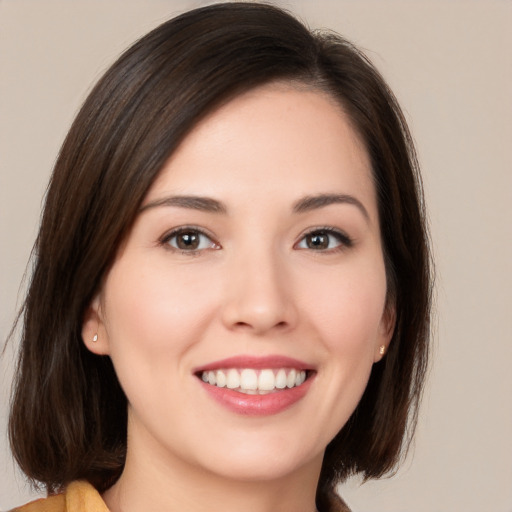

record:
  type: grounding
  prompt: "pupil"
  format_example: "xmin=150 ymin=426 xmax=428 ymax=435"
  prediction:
xmin=308 ymin=233 xmax=328 ymax=249
xmin=178 ymin=232 xmax=199 ymax=250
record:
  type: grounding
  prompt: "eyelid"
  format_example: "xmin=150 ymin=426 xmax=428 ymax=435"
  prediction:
xmin=294 ymin=226 xmax=354 ymax=251
xmin=159 ymin=225 xmax=221 ymax=253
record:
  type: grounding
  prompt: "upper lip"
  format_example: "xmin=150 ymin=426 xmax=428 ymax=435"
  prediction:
xmin=193 ymin=355 xmax=313 ymax=373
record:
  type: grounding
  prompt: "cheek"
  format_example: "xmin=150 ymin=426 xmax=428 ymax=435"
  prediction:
xmin=101 ymin=257 xmax=220 ymax=374
xmin=301 ymin=259 xmax=387 ymax=427
xmin=301 ymin=258 xmax=388 ymax=354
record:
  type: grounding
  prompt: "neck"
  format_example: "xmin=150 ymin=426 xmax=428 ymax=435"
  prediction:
xmin=103 ymin=420 xmax=322 ymax=512
xmin=104 ymin=467 xmax=319 ymax=512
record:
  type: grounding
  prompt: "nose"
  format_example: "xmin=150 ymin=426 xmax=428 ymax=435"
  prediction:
xmin=221 ymin=250 xmax=298 ymax=335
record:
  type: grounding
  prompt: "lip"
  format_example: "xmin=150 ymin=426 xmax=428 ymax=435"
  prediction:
xmin=198 ymin=375 xmax=314 ymax=416
xmin=193 ymin=355 xmax=313 ymax=373
xmin=194 ymin=355 xmax=316 ymax=416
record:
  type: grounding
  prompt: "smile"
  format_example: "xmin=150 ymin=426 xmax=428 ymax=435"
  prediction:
xmin=195 ymin=356 xmax=315 ymax=416
xmin=200 ymin=368 xmax=308 ymax=394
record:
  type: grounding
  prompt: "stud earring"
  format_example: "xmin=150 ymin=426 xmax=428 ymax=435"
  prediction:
xmin=92 ymin=334 xmax=98 ymax=342
xmin=379 ymin=345 xmax=386 ymax=356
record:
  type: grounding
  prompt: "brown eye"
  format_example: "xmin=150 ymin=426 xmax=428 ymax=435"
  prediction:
xmin=164 ymin=228 xmax=218 ymax=252
xmin=296 ymin=229 xmax=353 ymax=251
xmin=306 ymin=232 xmax=330 ymax=249
xmin=176 ymin=231 xmax=200 ymax=250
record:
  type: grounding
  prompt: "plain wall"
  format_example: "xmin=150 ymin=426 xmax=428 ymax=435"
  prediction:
xmin=1 ymin=1 xmax=511 ymax=510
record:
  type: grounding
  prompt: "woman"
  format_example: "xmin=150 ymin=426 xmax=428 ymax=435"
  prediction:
xmin=8 ymin=3 xmax=431 ymax=511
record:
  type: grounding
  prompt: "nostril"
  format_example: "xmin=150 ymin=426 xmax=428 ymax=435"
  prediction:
xmin=232 ymin=320 xmax=289 ymax=332
xmin=233 ymin=321 xmax=252 ymax=328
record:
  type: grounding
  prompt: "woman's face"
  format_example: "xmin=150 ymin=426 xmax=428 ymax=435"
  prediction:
xmin=84 ymin=83 xmax=393 ymax=484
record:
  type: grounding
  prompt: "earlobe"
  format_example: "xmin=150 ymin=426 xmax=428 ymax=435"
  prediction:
xmin=374 ymin=304 xmax=396 ymax=362
xmin=82 ymin=295 xmax=110 ymax=356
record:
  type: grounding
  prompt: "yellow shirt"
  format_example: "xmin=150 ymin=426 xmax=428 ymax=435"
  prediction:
xmin=12 ymin=481 xmax=109 ymax=512
xmin=12 ymin=480 xmax=351 ymax=512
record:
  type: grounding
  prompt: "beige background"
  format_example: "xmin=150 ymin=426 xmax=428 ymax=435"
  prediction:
xmin=1 ymin=1 xmax=511 ymax=510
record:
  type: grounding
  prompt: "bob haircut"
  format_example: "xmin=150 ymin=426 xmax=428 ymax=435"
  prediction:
xmin=9 ymin=2 xmax=432 ymax=510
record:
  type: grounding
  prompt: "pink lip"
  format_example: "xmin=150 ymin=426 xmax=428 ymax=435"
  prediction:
xmin=194 ymin=355 xmax=313 ymax=373
xmin=199 ymin=376 xmax=314 ymax=416
xmin=194 ymin=355 xmax=315 ymax=416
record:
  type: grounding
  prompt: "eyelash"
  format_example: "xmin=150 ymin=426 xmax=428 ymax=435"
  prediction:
xmin=159 ymin=226 xmax=353 ymax=255
xmin=295 ymin=227 xmax=353 ymax=253
xmin=160 ymin=226 xmax=220 ymax=255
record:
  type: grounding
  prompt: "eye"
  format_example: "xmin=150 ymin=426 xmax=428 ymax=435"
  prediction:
xmin=162 ymin=227 xmax=219 ymax=252
xmin=296 ymin=228 xmax=352 ymax=251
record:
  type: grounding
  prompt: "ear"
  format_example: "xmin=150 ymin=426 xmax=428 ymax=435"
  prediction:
xmin=374 ymin=303 xmax=396 ymax=363
xmin=82 ymin=294 xmax=111 ymax=356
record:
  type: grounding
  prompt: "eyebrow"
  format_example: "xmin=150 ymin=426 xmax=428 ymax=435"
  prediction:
xmin=140 ymin=192 xmax=369 ymax=220
xmin=140 ymin=195 xmax=227 ymax=214
xmin=293 ymin=193 xmax=370 ymax=221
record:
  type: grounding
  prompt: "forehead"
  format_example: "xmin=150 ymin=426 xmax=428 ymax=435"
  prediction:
xmin=146 ymin=82 xmax=376 ymax=218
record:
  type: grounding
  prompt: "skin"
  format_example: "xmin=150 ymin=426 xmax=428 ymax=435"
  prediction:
xmin=83 ymin=82 xmax=394 ymax=512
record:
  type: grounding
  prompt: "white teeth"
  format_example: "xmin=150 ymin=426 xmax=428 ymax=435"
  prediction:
xmin=275 ymin=369 xmax=287 ymax=389
xmin=226 ymin=368 xmax=240 ymax=389
xmin=200 ymin=368 xmax=308 ymax=393
xmin=286 ymin=369 xmax=296 ymax=388
xmin=240 ymin=369 xmax=258 ymax=390
xmin=216 ymin=370 xmax=226 ymax=388
xmin=258 ymin=369 xmax=275 ymax=391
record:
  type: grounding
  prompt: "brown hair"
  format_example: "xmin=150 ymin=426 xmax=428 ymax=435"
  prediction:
xmin=8 ymin=3 xmax=432 ymax=510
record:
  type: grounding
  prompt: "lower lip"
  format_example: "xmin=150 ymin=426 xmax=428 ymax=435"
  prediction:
xmin=199 ymin=376 xmax=314 ymax=416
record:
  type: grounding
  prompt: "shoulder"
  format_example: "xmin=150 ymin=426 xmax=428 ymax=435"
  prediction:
xmin=11 ymin=481 xmax=109 ymax=512
xmin=10 ymin=494 xmax=65 ymax=512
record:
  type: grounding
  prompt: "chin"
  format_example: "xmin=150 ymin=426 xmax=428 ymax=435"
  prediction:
xmin=190 ymin=435 xmax=323 ymax=483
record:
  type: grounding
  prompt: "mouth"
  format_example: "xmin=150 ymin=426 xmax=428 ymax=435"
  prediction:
xmin=198 ymin=368 xmax=310 ymax=395
xmin=194 ymin=356 xmax=315 ymax=416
